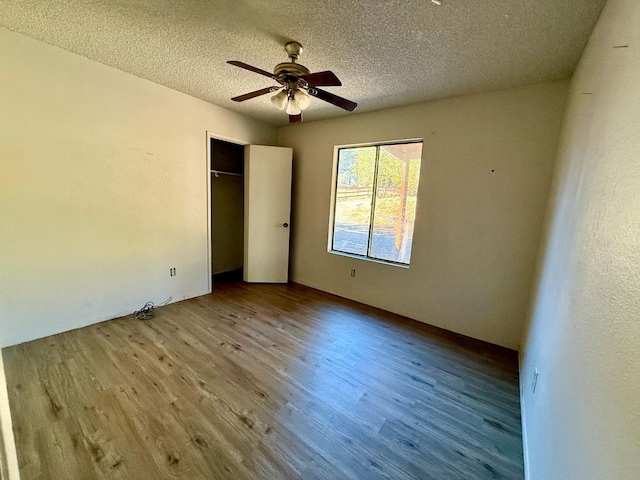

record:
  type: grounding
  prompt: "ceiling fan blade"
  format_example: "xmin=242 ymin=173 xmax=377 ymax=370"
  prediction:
xmin=231 ymin=87 xmax=277 ymax=102
xmin=227 ymin=61 xmax=276 ymax=80
xmin=308 ymin=88 xmax=357 ymax=111
xmin=300 ymin=71 xmax=342 ymax=87
xmin=289 ymin=114 xmax=303 ymax=124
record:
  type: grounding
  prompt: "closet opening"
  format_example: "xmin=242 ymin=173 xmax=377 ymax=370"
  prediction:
xmin=210 ymin=137 xmax=245 ymax=288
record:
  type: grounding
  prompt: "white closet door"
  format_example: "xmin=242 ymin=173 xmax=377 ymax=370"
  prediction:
xmin=244 ymin=145 xmax=293 ymax=283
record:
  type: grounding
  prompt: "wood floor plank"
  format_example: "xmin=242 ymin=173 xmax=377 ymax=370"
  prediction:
xmin=3 ymin=280 xmax=524 ymax=479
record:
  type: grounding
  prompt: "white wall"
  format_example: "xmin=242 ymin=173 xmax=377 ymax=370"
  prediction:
xmin=0 ymin=28 xmax=277 ymax=347
xmin=278 ymin=81 xmax=568 ymax=349
xmin=520 ymin=1 xmax=640 ymax=478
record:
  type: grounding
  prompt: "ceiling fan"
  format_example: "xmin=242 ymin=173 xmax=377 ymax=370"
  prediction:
xmin=227 ymin=41 xmax=357 ymax=123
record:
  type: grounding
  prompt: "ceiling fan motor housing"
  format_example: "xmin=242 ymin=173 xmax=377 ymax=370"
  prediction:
xmin=274 ymin=62 xmax=310 ymax=79
xmin=275 ymin=41 xmax=309 ymax=84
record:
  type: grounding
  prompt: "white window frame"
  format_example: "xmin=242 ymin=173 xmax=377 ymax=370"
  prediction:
xmin=328 ymin=138 xmax=423 ymax=267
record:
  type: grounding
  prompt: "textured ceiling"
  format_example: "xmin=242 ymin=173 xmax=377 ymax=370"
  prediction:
xmin=0 ymin=0 xmax=607 ymax=126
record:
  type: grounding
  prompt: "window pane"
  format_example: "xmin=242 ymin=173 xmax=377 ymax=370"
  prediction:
xmin=369 ymin=143 xmax=422 ymax=264
xmin=332 ymin=147 xmax=376 ymax=256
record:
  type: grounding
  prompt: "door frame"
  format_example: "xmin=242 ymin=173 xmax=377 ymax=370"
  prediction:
xmin=206 ymin=131 xmax=251 ymax=293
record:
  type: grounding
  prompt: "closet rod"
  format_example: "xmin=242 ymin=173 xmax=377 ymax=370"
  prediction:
xmin=211 ymin=170 xmax=243 ymax=178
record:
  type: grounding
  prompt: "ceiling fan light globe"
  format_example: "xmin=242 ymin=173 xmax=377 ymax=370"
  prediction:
xmin=294 ymin=89 xmax=311 ymax=110
xmin=286 ymin=99 xmax=302 ymax=115
xmin=270 ymin=90 xmax=288 ymax=110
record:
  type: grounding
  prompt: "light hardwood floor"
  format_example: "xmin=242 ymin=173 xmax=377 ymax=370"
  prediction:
xmin=3 ymin=281 xmax=524 ymax=479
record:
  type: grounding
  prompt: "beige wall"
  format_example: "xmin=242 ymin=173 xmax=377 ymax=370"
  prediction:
xmin=278 ymin=81 xmax=568 ymax=349
xmin=520 ymin=1 xmax=640 ymax=478
xmin=0 ymin=28 xmax=276 ymax=346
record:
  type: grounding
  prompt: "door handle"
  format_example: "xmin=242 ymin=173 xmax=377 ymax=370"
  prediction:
xmin=283 ymin=223 xmax=289 ymax=228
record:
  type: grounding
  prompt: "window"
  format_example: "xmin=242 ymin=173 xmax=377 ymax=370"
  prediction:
xmin=331 ymin=141 xmax=423 ymax=265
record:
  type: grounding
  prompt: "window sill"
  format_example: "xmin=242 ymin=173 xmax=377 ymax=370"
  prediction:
xmin=328 ymin=250 xmax=410 ymax=269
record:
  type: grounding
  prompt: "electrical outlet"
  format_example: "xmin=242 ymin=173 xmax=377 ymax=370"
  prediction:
xmin=170 ymin=267 xmax=176 ymax=276
xmin=532 ymin=368 xmax=539 ymax=393
xmin=350 ymin=269 xmax=356 ymax=277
